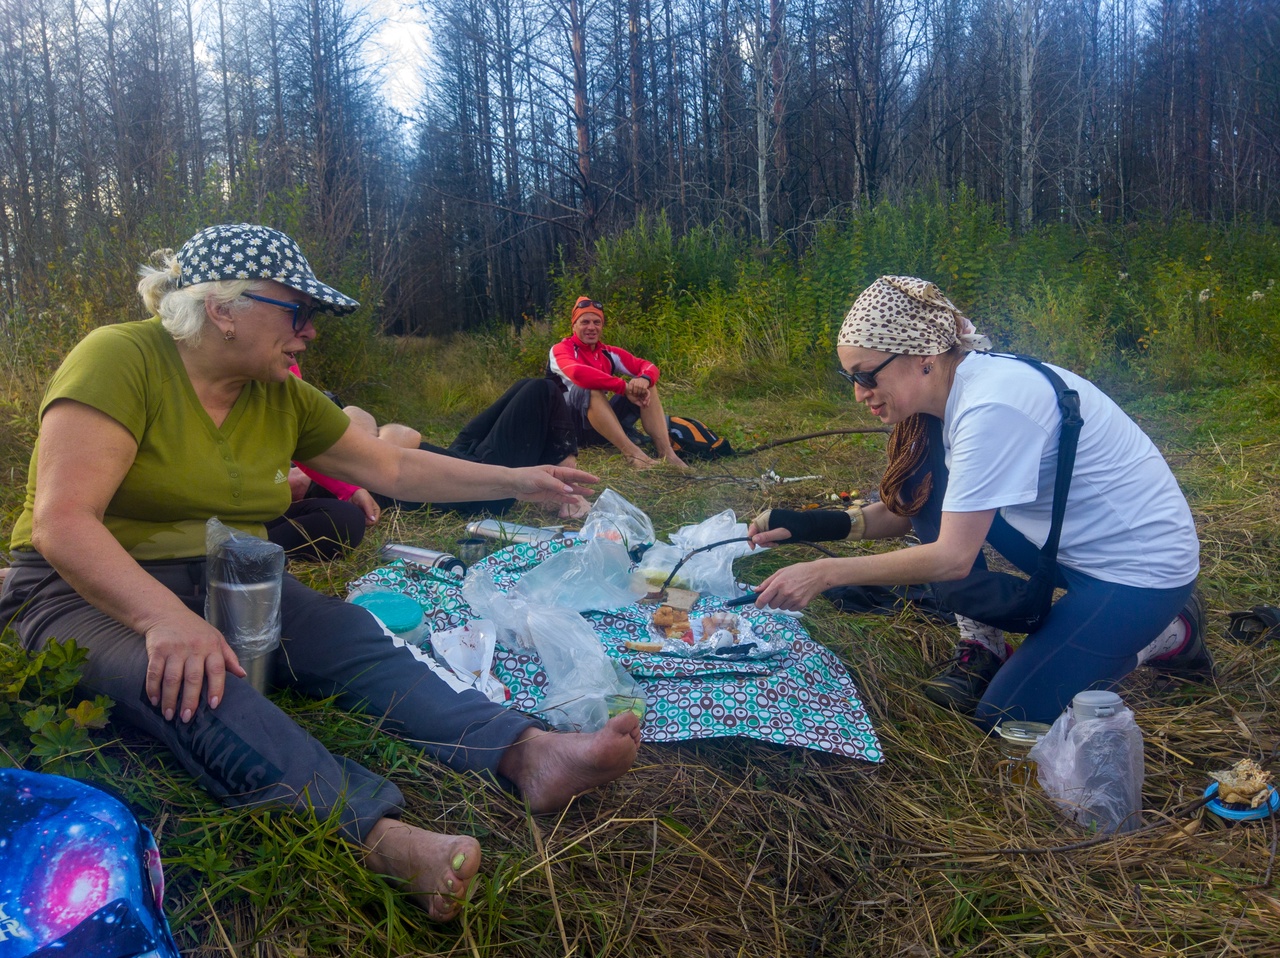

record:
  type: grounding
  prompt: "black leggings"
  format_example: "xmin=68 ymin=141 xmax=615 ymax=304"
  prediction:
xmin=266 ymin=496 xmax=367 ymax=561
xmin=377 ymin=378 xmax=578 ymax=516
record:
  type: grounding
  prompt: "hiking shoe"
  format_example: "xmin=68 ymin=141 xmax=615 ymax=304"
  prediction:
xmin=1149 ymin=588 xmax=1215 ymax=682
xmin=922 ymin=641 xmax=1009 ymax=714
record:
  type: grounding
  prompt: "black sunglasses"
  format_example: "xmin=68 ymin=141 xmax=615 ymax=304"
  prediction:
xmin=837 ymin=353 xmax=900 ymax=389
xmin=243 ymin=292 xmax=317 ymax=332
xmin=576 ymin=298 xmax=603 ymax=310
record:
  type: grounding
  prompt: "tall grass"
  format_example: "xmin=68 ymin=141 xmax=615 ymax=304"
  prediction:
xmin=4 ymin=198 xmax=1280 ymax=955
xmin=547 ymin=196 xmax=1280 ymax=400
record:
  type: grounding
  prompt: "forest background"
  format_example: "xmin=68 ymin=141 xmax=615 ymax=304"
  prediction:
xmin=4 ymin=0 xmax=1280 ymax=954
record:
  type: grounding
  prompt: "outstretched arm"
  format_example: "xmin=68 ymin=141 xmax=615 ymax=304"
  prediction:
xmin=750 ymin=507 xmax=995 ymax=611
xmin=303 ymin=421 xmax=598 ymax=507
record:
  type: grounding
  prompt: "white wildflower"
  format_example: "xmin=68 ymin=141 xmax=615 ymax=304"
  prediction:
xmin=1117 ymin=272 xmax=1128 ymax=282
xmin=1250 ymin=290 xmax=1264 ymax=302
xmin=1198 ymin=289 xmax=1211 ymax=303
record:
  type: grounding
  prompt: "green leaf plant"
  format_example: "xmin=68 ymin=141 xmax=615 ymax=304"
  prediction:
xmin=0 ymin=631 xmax=113 ymax=775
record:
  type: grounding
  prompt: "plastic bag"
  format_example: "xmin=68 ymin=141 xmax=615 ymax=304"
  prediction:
xmin=204 ymin=518 xmax=283 ymax=662
xmin=462 ymin=568 xmax=644 ymax=730
xmin=430 ymin=620 xmax=508 ymax=704
xmin=1030 ymin=704 xmax=1144 ymax=834
xmin=462 ymin=570 xmax=532 ymax=648
xmin=579 ymin=488 xmax=655 ymax=554
xmin=526 ymin=605 xmax=645 ymax=731
xmin=513 ymin=537 xmax=643 ymax=612
xmin=636 ymin=509 xmax=751 ymax=597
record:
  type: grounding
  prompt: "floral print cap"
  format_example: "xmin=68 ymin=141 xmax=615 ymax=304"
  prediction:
xmin=175 ymin=223 xmax=360 ymax=315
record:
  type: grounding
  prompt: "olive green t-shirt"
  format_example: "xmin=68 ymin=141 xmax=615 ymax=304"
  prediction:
xmin=9 ymin=318 xmax=351 ymax=560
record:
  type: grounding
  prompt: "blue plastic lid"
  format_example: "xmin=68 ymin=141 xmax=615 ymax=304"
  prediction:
xmin=349 ymin=592 xmax=424 ymax=634
xmin=1203 ymin=782 xmax=1280 ymax=822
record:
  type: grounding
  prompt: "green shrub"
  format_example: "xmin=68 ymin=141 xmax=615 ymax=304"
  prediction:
xmin=0 ymin=634 xmax=114 ymax=776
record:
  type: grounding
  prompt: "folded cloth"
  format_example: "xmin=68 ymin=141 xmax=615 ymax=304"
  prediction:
xmin=1226 ymin=605 xmax=1280 ymax=644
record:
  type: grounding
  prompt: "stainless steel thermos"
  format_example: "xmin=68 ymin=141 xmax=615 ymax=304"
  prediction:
xmin=206 ymin=535 xmax=284 ymax=694
xmin=380 ymin=543 xmax=466 ymax=576
xmin=464 ymin=519 xmax=560 ymax=545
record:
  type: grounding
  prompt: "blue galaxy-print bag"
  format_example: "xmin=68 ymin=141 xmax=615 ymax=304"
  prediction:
xmin=0 ymin=768 xmax=181 ymax=957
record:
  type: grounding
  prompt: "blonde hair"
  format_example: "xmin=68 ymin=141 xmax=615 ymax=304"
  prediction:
xmin=136 ymin=248 xmax=261 ymax=346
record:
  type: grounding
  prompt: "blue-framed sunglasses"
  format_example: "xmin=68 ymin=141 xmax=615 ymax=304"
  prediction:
xmin=242 ymin=292 xmax=317 ymax=332
xmin=837 ymin=353 xmax=900 ymax=389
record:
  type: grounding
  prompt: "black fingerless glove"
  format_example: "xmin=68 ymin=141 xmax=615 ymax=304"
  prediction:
xmin=755 ymin=508 xmax=852 ymax=542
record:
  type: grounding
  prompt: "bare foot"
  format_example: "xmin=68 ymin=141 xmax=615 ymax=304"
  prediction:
xmin=498 ymin=712 xmax=641 ymax=813
xmin=361 ymin=818 xmax=481 ymax=921
xmin=558 ymin=495 xmax=592 ymax=520
xmin=662 ymin=451 xmax=691 ymax=470
xmin=625 ymin=453 xmax=661 ymax=470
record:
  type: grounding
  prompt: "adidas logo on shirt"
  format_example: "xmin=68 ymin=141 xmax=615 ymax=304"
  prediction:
xmin=273 ymin=469 xmax=288 ymax=484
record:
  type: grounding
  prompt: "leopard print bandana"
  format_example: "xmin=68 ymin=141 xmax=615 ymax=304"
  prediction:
xmin=837 ymin=276 xmax=990 ymax=354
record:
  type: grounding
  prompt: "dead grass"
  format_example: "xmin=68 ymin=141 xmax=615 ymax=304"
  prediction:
xmin=3 ymin=367 xmax=1279 ymax=957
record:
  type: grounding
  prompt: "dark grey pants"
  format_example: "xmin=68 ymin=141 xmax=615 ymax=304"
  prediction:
xmin=0 ymin=555 xmax=538 ymax=843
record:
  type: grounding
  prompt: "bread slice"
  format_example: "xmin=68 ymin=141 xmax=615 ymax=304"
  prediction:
xmin=663 ymin=588 xmax=700 ymax=612
xmin=625 ymin=639 xmax=665 ymax=653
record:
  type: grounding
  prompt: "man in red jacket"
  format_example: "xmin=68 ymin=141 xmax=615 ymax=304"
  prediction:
xmin=548 ymin=297 xmax=688 ymax=469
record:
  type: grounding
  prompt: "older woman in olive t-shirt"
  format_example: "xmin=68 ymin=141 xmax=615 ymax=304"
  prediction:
xmin=1 ymin=224 xmax=641 ymax=922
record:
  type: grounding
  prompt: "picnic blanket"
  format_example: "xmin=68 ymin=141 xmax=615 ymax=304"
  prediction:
xmin=350 ymin=539 xmax=882 ymax=762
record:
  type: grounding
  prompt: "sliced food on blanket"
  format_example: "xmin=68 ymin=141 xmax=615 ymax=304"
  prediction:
xmin=625 ymin=639 xmax=666 ymax=653
xmin=663 ymin=588 xmax=701 ymax=612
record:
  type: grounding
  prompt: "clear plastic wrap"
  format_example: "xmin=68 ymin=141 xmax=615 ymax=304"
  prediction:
xmin=204 ymin=519 xmax=284 ymax=669
xmin=526 ymin=606 xmax=645 ymax=731
xmin=579 ymin=489 xmax=655 ymax=554
xmin=1030 ymin=701 xmax=1145 ymax=834
xmin=636 ymin=509 xmax=752 ymax=597
xmin=512 ymin=537 xmax=643 ymax=612
xmin=462 ymin=568 xmax=644 ymax=730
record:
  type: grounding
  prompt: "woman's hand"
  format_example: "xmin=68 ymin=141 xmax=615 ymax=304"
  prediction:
xmin=144 ymin=616 xmax=247 ymax=723
xmin=752 ymin=559 xmax=836 ymax=611
xmin=349 ymin=488 xmax=381 ymax=526
xmin=747 ymin=518 xmax=792 ymax=550
xmin=511 ymin=464 xmax=599 ymax=505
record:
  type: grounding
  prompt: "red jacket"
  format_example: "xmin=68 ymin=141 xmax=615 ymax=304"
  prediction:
xmin=548 ymin=335 xmax=660 ymax=395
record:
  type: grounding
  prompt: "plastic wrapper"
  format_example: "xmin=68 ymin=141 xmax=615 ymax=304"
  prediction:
xmin=512 ymin=537 xmax=643 ymax=612
xmin=1029 ymin=704 xmax=1144 ymax=834
xmin=636 ymin=509 xmax=752 ymax=597
xmin=528 ymin=606 xmax=644 ymax=730
xmin=430 ymin=620 xmax=507 ymax=704
xmin=204 ymin=518 xmax=283 ymax=662
xmin=463 ymin=568 xmax=644 ymax=730
xmin=579 ymin=489 xmax=655 ymax=554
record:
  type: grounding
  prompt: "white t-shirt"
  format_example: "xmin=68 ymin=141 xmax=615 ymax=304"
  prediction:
xmin=941 ymin=353 xmax=1199 ymax=589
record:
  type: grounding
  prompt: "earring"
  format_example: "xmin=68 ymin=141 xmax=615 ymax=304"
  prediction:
xmin=923 ymin=364 xmax=932 ymax=375
xmin=223 ymin=328 xmax=236 ymax=341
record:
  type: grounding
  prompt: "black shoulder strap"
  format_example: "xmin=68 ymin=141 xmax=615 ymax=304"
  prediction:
xmin=985 ymin=353 xmax=1084 ymax=561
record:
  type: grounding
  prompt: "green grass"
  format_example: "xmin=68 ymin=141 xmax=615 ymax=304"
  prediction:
xmin=4 ymin=360 xmax=1279 ymax=955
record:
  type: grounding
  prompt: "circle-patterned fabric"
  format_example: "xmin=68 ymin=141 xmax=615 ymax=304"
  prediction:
xmin=176 ymin=224 xmax=360 ymax=315
xmin=350 ymin=539 xmax=883 ymax=762
xmin=837 ymin=275 xmax=989 ymax=355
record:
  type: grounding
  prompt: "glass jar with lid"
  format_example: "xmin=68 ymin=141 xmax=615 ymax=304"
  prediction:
xmin=995 ymin=720 xmax=1052 ymax=788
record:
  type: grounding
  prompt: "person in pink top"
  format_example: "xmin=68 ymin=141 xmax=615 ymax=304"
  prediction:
xmin=547 ymin=297 xmax=688 ymax=468
xmin=263 ymin=366 xmax=383 ymax=561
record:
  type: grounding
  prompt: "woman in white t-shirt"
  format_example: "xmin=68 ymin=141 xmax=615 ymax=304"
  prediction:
xmin=747 ymin=276 xmax=1209 ymax=728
